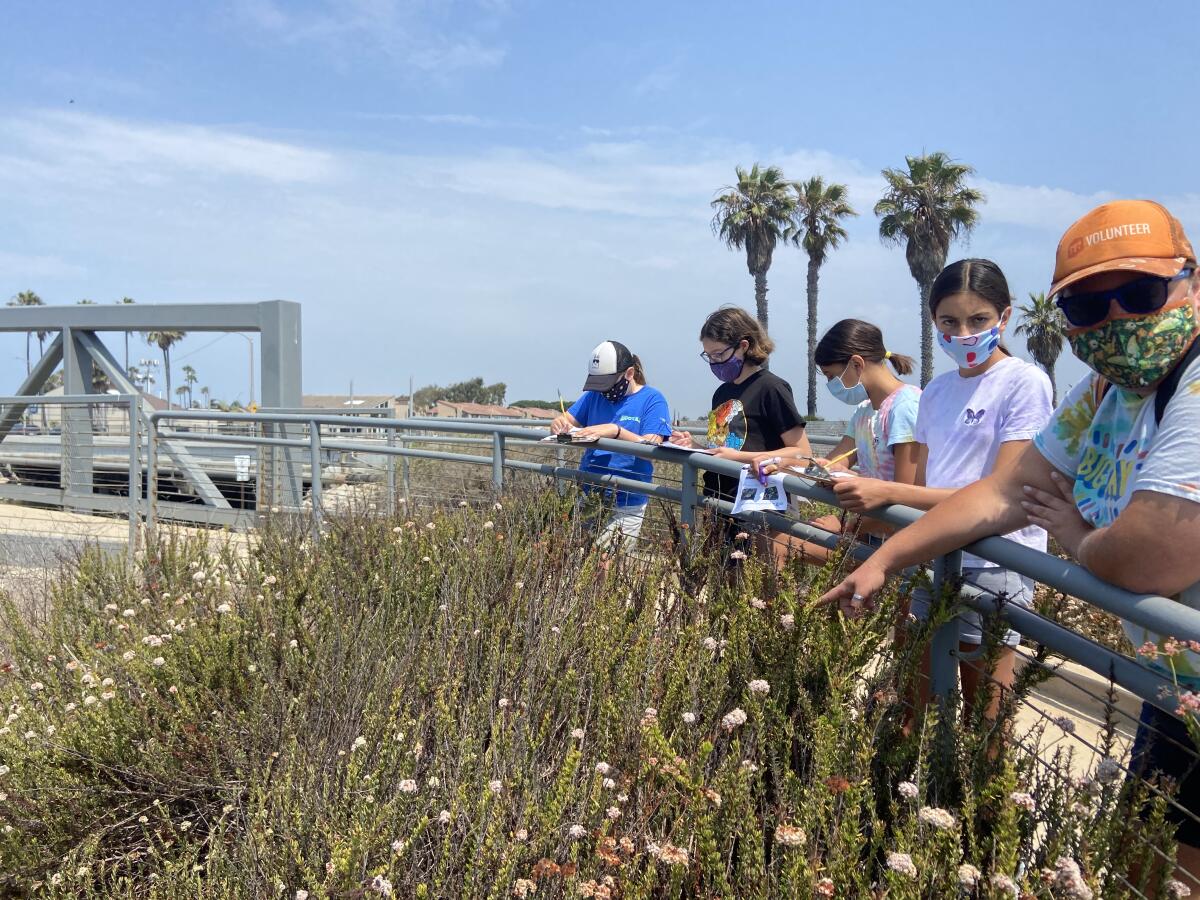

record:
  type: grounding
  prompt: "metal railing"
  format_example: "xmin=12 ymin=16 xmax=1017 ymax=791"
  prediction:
xmin=0 ymin=394 xmax=142 ymax=562
xmin=140 ymin=408 xmax=1199 ymax=719
xmin=0 ymin=401 xmax=1193 ymax=870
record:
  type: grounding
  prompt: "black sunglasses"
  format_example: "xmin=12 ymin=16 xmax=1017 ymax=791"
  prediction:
xmin=699 ymin=344 xmax=737 ymax=364
xmin=1055 ymin=269 xmax=1193 ymax=329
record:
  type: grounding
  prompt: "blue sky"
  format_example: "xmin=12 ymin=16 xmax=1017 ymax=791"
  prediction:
xmin=1 ymin=0 xmax=1197 ymax=416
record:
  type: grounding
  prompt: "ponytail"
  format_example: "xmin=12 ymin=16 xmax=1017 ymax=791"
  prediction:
xmin=815 ymin=318 xmax=914 ymax=377
xmin=630 ymin=354 xmax=646 ymax=385
xmin=884 ymin=350 xmax=916 ymax=376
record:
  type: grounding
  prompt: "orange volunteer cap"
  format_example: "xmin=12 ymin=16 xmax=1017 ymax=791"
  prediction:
xmin=1050 ymin=199 xmax=1195 ymax=298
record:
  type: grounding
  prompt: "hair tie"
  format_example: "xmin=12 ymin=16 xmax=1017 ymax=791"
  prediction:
xmin=884 ymin=350 xmax=893 ymax=359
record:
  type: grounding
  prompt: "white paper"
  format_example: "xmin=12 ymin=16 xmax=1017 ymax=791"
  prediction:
xmin=730 ymin=467 xmax=789 ymax=515
xmin=651 ymin=440 xmax=716 ymax=454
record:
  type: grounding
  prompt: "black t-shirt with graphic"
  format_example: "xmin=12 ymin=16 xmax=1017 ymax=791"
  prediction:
xmin=703 ymin=369 xmax=806 ymax=501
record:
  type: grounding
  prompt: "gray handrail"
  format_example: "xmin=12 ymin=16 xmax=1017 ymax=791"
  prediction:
xmin=145 ymin=408 xmax=1197 ymax=712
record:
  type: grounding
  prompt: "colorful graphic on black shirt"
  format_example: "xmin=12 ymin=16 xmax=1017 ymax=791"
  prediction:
xmin=707 ymin=399 xmax=746 ymax=449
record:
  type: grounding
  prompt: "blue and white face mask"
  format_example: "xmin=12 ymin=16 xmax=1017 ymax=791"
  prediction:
xmin=826 ymin=361 xmax=868 ymax=405
xmin=938 ymin=324 xmax=1002 ymax=369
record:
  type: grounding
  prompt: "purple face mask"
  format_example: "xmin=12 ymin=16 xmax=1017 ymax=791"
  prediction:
xmin=709 ymin=355 xmax=744 ymax=383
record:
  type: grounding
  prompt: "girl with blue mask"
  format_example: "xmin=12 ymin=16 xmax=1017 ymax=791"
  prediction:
xmin=825 ymin=259 xmax=1052 ymax=729
xmin=755 ymin=319 xmax=921 ymax=564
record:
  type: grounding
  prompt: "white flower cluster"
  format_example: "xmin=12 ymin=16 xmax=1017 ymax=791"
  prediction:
xmin=886 ymin=852 xmax=916 ymax=878
xmin=1009 ymin=791 xmax=1036 ymax=813
xmin=721 ymin=708 xmax=747 ymax=732
xmin=1053 ymin=857 xmax=1093 ymax=900
xmin=917 ymin=806 xmax=955 ymax=830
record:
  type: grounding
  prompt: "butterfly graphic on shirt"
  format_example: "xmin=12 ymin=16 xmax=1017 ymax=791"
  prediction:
xmin=963 ymin=408 xmax=987 ymax=426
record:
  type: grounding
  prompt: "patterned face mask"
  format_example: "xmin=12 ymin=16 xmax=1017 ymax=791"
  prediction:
xmin=1068 ymin=303 xmax=1198 ymax=390
xmin=601 ymin=376 xmax=630 ymax=403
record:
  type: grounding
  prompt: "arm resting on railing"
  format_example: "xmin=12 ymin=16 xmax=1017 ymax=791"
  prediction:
xmin=818 ymin=443 xmax=1058 ymax=608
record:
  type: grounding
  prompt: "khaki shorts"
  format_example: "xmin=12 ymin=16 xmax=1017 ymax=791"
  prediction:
xmin=584 ymin=503 xmax=646 ymax=552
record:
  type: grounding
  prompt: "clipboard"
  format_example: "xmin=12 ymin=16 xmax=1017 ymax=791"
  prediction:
xmin=646 ymin=440 xmax=716 ymax=454
xmin=540 ymin=429 xmax=599 ymax=445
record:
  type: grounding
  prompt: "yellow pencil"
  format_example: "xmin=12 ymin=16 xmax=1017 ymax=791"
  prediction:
xmin=825 ymin=446 xmax=857 ymax=467
xmin=557 ymin=389 xmax=566 ymax=416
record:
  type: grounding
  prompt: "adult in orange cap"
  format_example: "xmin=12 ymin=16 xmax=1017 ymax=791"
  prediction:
xmin=818 ymin=200 xmax=1200 ymax=884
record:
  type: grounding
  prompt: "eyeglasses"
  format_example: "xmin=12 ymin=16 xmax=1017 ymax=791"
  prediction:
xmin=700 ymin=344 xmax=737 ymax=364
xmin=1055 ymin=269 xmax=1193 ymax=329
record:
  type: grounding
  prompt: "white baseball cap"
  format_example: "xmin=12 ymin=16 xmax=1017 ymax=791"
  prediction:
xmin=582 ymin=340 xmax=634 ymax=391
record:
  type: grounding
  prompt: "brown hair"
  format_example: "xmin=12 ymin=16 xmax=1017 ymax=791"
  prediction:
xmin=630 ymin=354 xmax=646 ymax=385
xmin=699 ymin=305 xmax=775 ymax=365
xmin=814 ymin=319 xmax=914 ymax=376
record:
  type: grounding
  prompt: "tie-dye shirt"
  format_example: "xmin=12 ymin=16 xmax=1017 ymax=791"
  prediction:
xmin=841 ymin=384 xmax=921 ymax=481
xmin=1034 ymin=356 xmax=1200 ymax=681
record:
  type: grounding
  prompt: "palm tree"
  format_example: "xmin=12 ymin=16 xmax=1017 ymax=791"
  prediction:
xmin=201 ymin=386 xmax=211 ymax=409
xmin=143 ymin=331 xmax=186 ymax=406
xmin=7 ymin=290 xmax=45 ymax=376
xmin=711 ymin=164 xmax=799 ymax=335
xmin=182 ymin=365 xmax=198 ymax=408
xmin=117 ymin=298 xmax=136 ymax=372
xmin=791 ymin=177 xmax=857 ymax=416
xmin=1015 ymin=291 xmax=1067 ymax=404
xmin=175 ymin=385 xmax=189 ymax=409
xmin=875 ymin=152 xmax=985 ymax=386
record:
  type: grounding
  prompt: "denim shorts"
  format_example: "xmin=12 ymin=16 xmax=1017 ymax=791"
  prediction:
xmin=907 ymin=566 xmax=1033 ymax=647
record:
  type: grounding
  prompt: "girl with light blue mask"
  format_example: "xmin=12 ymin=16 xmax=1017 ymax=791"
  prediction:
xmin=825 ymin=259 xmax=1053 ymax=728
xmin=754 ymin=319 xmax=921 ymax=563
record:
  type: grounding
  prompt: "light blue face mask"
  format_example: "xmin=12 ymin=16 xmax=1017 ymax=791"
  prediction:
xmin=826 ymin=361 xmax=868 ymax=406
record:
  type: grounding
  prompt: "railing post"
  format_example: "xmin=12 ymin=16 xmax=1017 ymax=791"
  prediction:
xmin=929 ymin=549 xmax=963 ymax=701
xmin=385 ymin=425 xmax=397 ymax=512
xmin=146 ymin=415 xmax=158 ymax=537
xmin=309 ymin=420 xmax=323 ymax=541
xmin=492 ymin=432 xmax=505 ymax=492
xmin=401 ymin=428 xmax=411 ymax=505
xmin=679 ymin=457 xmax=698 ymax=548
xmin=555 ymin=443 xmax=566 ymax=496
xmin=127 ymin=396 xmax=140 ymax=563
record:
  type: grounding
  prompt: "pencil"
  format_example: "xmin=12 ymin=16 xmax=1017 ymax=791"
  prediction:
xmin=824 ymin=447 xmax=857 ymax=467
xmin=558 ymin=389 xmax=566 ymax=416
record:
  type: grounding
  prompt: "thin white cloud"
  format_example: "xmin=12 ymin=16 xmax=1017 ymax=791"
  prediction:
xmin=2 ymin=107 xmax=1188 ymax=416
xmin=230 ymin=0 xmax=507 ymax=73
xmin=0 ymin=111 xmax=337 ymax=186
xmin=357 ymin=112 xmax=498 ymax=127
xmin=0 ymin=251 xmax=86 ymax=282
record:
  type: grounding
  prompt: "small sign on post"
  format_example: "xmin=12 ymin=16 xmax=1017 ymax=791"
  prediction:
xmin=235 ymin=454 xmax=251 ymax=483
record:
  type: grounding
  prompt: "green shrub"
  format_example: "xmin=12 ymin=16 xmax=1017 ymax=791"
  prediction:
xmin=0 ymin=490 xmax=1181 ymax=897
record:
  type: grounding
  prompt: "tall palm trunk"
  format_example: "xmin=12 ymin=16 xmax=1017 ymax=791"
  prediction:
xmin=163 ymin=347 xmax=172 ymax=405
xmin=754 ymin=270 xmax=770 ymax=370
xmin=754 ymin=271 xmax=769 ymax=332
xmin=919 ymin=280 xmax=935 ymax=387
xmin=1045 ymin=361 xmax=1057 ymax=406
xmin=806 ymin=256 xmax=820 ymax=417
xmin=24 ymin=333 xmax=31 ymax=376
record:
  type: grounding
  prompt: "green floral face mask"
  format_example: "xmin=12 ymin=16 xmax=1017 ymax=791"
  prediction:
xmin=1069 ymin=303 xmax=1198 ymax=390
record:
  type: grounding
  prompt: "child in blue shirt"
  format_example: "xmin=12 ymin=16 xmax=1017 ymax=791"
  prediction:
xmin=551 ymin=340 xmax=672 ymax=548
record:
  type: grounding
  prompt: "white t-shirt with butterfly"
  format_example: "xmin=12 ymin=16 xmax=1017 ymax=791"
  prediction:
xmin=914 ymin=355 xmax=1053 ymax=568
